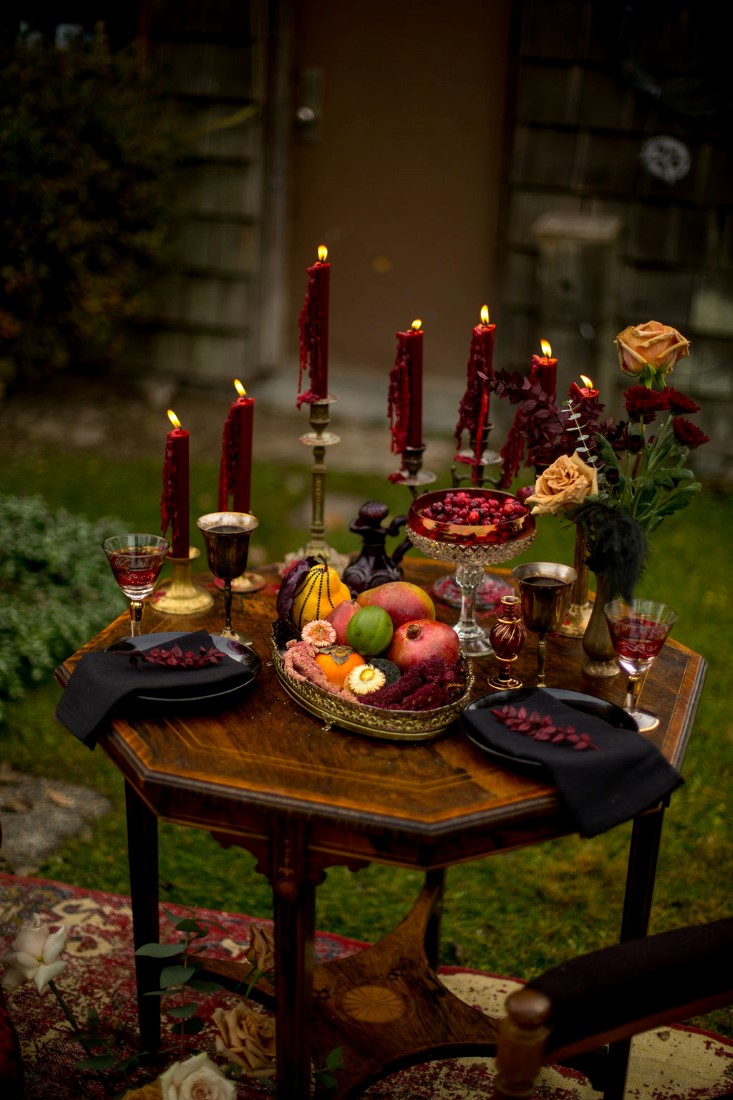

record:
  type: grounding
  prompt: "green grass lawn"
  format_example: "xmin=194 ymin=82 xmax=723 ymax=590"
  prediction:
xmin=1 ymin=441 xmax=731 ymax=1035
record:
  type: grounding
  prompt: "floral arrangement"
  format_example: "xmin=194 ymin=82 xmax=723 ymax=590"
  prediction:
xmin=518 ymin=321 xmax=708 ymax=598
xmin=1 ymin=905 xmax=342 ymax=1098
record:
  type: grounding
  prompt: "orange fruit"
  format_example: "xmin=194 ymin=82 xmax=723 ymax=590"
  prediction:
xmin=315 ymin=645 xmax=365 ymax=688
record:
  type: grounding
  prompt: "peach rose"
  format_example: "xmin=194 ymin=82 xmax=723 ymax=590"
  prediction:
xmin=526 ymin=452 xmax=598 ymax=516
xmin=615 ymin=321 xmax=690 ymax=381
xmin=243 ymin=924 xmax=275 ymax=976
xmin=213 ymin=1001 xmax=276 ymax=1077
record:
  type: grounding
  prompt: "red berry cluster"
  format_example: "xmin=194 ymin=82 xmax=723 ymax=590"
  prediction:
xmin=419 ymin=491 xmax=527 ymax=526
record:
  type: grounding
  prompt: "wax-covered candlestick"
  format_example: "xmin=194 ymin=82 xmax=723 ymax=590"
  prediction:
xmin=218 ymin=379 xmax=254 ymax=514
xmin=388 ymin=319 xmax=423 ymax=455
xmin=531 ymin=338 xmax=557 ymax=399
xmin=161 ymin=409 xmax=190 ymax=559
xmin=455 ymin=304 xmax=495 ymax=464
xmin=297 ymin=244 xmax=330 ymax=408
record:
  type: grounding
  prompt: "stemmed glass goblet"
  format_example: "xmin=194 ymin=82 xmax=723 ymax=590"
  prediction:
xmin=406 ymin=489 xmax=536 ymax=657
xmin=512 ymin=562 xmax=577 ymax=687
xmin=197 ymin=512 xmax=259 ymax=643
xmin=103 ymin=534 xmax=169 ymax=637
xmin=604 ymin=599 xmax=677 ymax=732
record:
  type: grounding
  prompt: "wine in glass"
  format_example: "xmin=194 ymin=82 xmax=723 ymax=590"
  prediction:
xmin=103 ymin=534 xmax=169 ymax=637
xmin=197 ymin=512 xmax=259 ymax=643
xmin=604 ymin=599 xmax=677 ymax=732
xmin=512 ymin=562 xmax=577 ymax=687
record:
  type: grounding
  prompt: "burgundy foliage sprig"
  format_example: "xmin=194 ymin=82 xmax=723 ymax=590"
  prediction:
xmin=491 ymin=704 xmax=599 ymax=751
xmin=125 ymin=645 xmax=224 ymax=669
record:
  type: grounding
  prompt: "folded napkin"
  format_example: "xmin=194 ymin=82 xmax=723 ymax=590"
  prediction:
xmin=462 ymin=688 xmax=683 ymax=837
xmin=56 ymin=631 xmax=259 ymax=748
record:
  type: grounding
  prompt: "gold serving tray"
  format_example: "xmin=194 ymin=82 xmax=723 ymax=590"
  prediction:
xmin=270 ymin=627 xmax=473 ymax=742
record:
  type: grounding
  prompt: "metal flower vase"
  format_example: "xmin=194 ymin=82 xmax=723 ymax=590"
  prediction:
xmin=582 ymin=572 xmax=619 ymax=678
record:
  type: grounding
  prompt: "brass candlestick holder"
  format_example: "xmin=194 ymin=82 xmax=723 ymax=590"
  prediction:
xmin=451 ymin=423 xmax=501 ymax=488
xmin=152 ymin=547 xmax=214 ymax=615
xmin=297 ymin=396 xmax=345 ymax=564
xmin=390 ymin=444 xmax=436 ymax=498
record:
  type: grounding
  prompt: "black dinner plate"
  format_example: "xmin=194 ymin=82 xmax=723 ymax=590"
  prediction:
xmin=106 ymin=632 xmax=260 ymax=703
xmin=462 ymin=687 xmax=638 ymax=771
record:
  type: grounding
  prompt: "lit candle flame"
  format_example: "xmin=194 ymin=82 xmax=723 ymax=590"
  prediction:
xmin=167 ymin=409 xmax=182 ymax=430
xmin=480 ymin=304 xmax=490 ymax=326
xmin=580 ymin=374 xmax=594 ymax=389
xmin=317 ymin=244 xmax=328 ymax=263
xmin=233 ymin=379 xmax=247 ymax=398
xmin=411 ymin=319 xmax=422 ymax=332
xmin=540 ymin=339 xmax=552 ymax=358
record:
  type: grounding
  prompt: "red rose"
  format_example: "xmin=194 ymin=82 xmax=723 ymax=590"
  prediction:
xmin=623 ymin=385 xmax=669 ymax=421
xmin=672 ymin=417 xmax=710 ymax=449
xmin=663 ymin=387 xmax=700 ymax=415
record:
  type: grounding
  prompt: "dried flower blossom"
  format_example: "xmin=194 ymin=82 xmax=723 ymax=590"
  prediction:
xmin=243 ymin=924 xmax=275 ymax=976
xmin=301 ymin=619 xmax=337 ymax=647
xmin=345 ymin=664 xmax=387 ymax=694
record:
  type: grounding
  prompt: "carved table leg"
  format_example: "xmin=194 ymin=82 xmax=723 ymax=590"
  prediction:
xmin=423 ymin=867 xmax=445 ymax=970
xmin=272 ymin=819 xmax=316 ymax=1100
xmin=125 ymin=781 xmax=161 ymax=1052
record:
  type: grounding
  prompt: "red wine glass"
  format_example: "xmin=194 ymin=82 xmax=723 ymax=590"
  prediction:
xmin=604 ymin=599 xmax=677 ymax=732
xmin=103 ymin=534 xmax=169 ymax=637
xmin=197 ymin=512 xmax=259 ymax=643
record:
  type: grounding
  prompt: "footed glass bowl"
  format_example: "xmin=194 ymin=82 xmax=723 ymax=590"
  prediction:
xmin=407 ymin=489 xmax=536 ymax=657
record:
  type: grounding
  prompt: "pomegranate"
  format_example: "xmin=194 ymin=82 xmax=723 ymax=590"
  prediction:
xmin=386 ymin=618 xmax=460 ymax=672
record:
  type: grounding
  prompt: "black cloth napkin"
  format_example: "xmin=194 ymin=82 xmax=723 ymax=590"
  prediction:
xmin=462 ymin=688 xmax=683 ymax=837
xmin=56 ymin=631 xmax=258 ymax=748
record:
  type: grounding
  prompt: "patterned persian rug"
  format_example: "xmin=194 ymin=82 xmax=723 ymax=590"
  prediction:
xmin=1 ymin=872 xmax=731 ymax=1099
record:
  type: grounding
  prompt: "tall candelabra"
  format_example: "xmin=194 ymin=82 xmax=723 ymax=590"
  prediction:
xmin=450 ymin=422 xmax=501 ymax=489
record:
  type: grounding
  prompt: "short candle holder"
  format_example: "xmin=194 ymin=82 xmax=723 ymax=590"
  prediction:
xmin=297 ymin=396 xmax=343 ymax=563
xmin=152 ymin=547 xmax=214 ymax=615
xmin=389 ymin=444 xmax=436 ymax=498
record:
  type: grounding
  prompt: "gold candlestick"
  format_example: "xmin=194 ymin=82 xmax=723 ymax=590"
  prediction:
xmin=152 ymin=547 xmax=214 ymax=615
xmin=558 ymin=523 xmax=592 ymax=636
xmin=299 ymin=396 xmax=342 ymax=562
xmin=451 ymin=422 xmax=501 ymax=488
xmin=390 ymin=444 xmax=436 ymax=498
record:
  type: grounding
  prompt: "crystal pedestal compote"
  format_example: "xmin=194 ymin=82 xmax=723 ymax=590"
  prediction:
xmin=197 ymin=512 xmax=259 ymax=644
xmin=406 ymin=489 xmax=536 ymax=657
xmin=604 ymin=598 xmax=678 ymax=732
xmin=103 ymin=534 xmax=169 ymax=637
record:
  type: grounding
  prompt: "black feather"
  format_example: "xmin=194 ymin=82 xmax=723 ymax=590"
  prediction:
xmin=568 ymin=502 xmax=647 ymax=600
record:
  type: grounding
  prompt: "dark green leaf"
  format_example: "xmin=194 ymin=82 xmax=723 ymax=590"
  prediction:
xmin=159 ymin=964 xmax=194 ymax=987
xmin=167 ymin=1001 xmax=200 ymax=1018
xmin=173 ymin=1015 xmax=205 ymax=1036
xmin=135 ymin=941 xmax=184 ymax=958
xmin=74 ymin=1053 xmax=117 ymax=1071
xmin=187 ymin=979 xmax=225 ymax=993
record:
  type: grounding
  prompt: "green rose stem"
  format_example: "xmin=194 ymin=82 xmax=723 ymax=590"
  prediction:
xmin=47 ymin=979 xmax=93 ymax=1057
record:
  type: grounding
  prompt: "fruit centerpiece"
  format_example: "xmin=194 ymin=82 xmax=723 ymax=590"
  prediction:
xmin=272 ymin=559 xmax=473 ymax=741
xmin=406 ymin=489 xmax=536 ymax=657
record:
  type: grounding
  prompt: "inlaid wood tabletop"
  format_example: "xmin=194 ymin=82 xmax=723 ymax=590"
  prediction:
xmin=56 ymin=557 xmax=707 ymax=1100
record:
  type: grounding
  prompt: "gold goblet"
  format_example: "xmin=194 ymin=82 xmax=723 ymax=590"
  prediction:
xmin=512 ymin=562 xmax=577 ymax=688
xmin=197 ymin=512 xmax=259 ymax=644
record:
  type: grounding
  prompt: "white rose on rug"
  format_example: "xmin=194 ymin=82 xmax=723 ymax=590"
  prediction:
xmin=1 ymin=914 xmax=67 ymax=994
xmin=159 ymin=1052 xmax=235 ymax=1100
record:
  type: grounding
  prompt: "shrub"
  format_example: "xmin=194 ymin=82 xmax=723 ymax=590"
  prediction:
xmin=0 ymin=27 xmax=189 ymax=390
xmin=0 ymin=494 xmax=125 ymax=719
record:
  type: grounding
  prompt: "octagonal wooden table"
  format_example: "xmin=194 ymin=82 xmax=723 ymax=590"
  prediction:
xmin=56 ymin=559 xmax=706 ymax=1099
